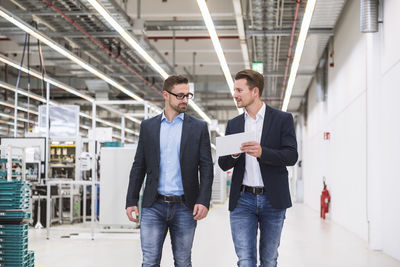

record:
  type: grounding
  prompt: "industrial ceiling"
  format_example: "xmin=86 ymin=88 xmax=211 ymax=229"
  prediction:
xmin=0 ymin=0 xmax=347 ymax=141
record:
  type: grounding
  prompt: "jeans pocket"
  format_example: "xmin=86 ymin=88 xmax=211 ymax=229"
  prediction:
xmin=181 ymin=202 xmax=192 ymax=212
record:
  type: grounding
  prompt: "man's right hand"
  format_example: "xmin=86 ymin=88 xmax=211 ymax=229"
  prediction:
xmin=126 ymin=206 xmax=139 ymax=222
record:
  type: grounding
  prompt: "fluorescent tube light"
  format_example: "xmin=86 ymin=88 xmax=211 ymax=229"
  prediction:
xmin=1 ymin=6 xmax=218 ymax=138
xmin=189 ymin=102 xmax=211 ymax=124
xmin=196 ymin=0 xmax=240 ymax=113
xmin=87 ymin=0 xmax=169 ymax=79
xmin=0 ymin=7 xmax=161 ymax=114
xmin=281 ymin=0 xmax=317 ymax=112
xmin=87 ymin=1 xmax=222 ymax=131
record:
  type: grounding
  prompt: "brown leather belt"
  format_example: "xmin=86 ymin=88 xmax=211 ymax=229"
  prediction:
xmin=241 ymin=185 xmax=265 ymax=195
xmin=157 ymin=194 xmax=184 ymax=202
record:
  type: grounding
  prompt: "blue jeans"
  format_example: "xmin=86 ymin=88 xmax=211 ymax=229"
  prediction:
xmin=140 ymin=199 xmax=197 ymax=267
xmin=230 ymin=191 xmax=286 ymax=267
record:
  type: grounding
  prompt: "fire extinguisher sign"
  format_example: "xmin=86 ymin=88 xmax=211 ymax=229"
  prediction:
xmin=323 ymin=132 xmax=331 ymax=140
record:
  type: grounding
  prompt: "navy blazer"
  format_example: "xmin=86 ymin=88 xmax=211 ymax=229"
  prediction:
xmin=218 ymin=105 xmax=298 ymax=211
xmin=126 ymin=113 xmax=214 ymax=210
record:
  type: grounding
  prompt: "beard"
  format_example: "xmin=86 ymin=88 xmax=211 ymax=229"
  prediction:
xmin=235 ymin=97 xmax=254 ymax=108
xmin=170 ymin=102 xmax=187 ymax=113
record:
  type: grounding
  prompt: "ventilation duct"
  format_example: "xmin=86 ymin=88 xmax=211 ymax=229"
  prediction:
xmin=85 ymin=80 xmax=110 ymax=100
xmin=316 ymin=48 xmax=328 ymax=102
xmin=360 ymin=0 xmax=379 ymax=33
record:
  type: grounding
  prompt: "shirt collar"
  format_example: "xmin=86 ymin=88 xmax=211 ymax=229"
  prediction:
xmin=244 ymin=103 xmax=265 ymax=121
xmin=161 ymin=111 xmax=185 ymax=122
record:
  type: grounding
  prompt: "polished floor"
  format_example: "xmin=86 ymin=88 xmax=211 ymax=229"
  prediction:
xmin=29 ymin=202 xmax=400 ymax=267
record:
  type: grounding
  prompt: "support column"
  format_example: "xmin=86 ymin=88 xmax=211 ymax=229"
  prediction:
xmin=121 ymin=116 xmax=125 ymax=144
xmin=45 ymin=82 xmax=51 ymax=239
xmin=91 ymin=102 xmax=97 ymax=240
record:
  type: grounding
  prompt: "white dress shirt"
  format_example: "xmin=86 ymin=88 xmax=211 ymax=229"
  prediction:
xmin=242 ymin=103 xmax=265 ymax=187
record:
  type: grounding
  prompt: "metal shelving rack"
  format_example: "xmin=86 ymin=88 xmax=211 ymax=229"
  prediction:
xmin=0 ymin=146 xmax=26 ymax=182
xmin=0 ymin=145 xmax=35 ymax=267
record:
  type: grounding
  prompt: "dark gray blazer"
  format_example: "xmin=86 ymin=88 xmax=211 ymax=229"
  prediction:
xmin=218 ymin=105 xmax=298 ymax=211
xmin=126 ymin=113 xmax=214 ymax=210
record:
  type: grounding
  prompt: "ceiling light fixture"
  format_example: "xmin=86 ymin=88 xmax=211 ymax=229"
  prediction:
xmin=196 ymin=0 xmax=240 ymax=114
xmin=0 ymin=7 xmax=220 ymax=136
xmin=0 ymin=7 xmax=161 ymax=114
xmin=86 ymin=1 xmax=223 ymax=133
xmin=281 ymin=0 xmax=317 ymax=112
xmin=233 ymin=0 xmax=250 ymax=69
xmin=87 ymin=0 xmax=169 ymax=80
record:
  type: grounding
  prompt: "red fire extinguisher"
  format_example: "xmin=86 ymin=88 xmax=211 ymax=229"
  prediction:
xmin=320 ymin=178 xmax=331 ymax=220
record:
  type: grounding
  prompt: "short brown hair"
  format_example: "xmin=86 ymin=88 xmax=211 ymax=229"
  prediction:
xmin=235 ymin=69 xmax=264 ymax=96
xmin=163 ymin=75 xmax=189 ymax=91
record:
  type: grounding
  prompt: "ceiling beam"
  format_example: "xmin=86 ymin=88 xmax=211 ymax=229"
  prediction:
xmin=10 ymin=10 xmax=99 ymax=17
xmin=144 ymin=20 xmax=237 ymax=31
xmin=247 ymin=28 xmax=333 ymax=37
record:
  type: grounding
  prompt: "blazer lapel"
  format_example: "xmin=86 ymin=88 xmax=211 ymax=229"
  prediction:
xmin=238 ymin=113 xmax=245 ymax=133
xmin=260 ymin=105 xmax=273 ymax=143
xmin=238 ymin=113 xmax=245 ymax=162
xmin=180 ymin=114 xmax=192 ymax=161
xmin=152 ymin=114 xmax=162 ymax=166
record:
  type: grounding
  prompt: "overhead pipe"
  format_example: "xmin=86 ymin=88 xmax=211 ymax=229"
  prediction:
xmin=264 ymin=0 xmax=275 ymax=94
xmin=273 ymin=0 xmax=285 ymax=95
xmin=361 ymin=0 xmax=379 ymax=33
xmin=4 ymin=63 xmax=7 ymax=100
xmin=192 ymin=52 xmax=197 ymax=83
xmin=279 ymin=0 xmax=301 ymax=102
xmin=148 ymin=36 xmax=239 ymax=40
xmin=43 ymin=0 xmax=163 ymax=97
xmin=316 ymin=47 xmax=328 ymax=102
xmin=137 ymin=0 xmax=141 ymax=19
xmin=252 ymin=0 xmax=263 ymax=63
xmin=251 ymin=0 xmax=276 ymax=95
xmin=172 ymin=30 xmax=176 ymax=73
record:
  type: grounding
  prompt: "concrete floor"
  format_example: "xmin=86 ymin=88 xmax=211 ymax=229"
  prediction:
xmin=29 ymin=202 xmax=400 ymax=267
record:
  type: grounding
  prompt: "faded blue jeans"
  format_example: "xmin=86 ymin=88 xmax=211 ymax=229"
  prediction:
xmin=230 ymin=191 xmax=286 ymax=267
xmin=140 ymin=199 xmax=197 ymax=267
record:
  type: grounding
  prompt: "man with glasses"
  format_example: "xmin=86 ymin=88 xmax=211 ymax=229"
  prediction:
xmin=218 ymin=70 xmax=298 ymax=267
xmin=126 ymin=75 xmax=213 ymax=267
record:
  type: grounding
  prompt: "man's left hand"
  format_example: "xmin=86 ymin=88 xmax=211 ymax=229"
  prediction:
xmin=193 ymin=204 xmax=208 ymax=220
xmin=240 ymin=141 xmax=262 ymax=158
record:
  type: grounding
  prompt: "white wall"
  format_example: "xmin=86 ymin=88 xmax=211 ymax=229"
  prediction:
xmin=377 ymin=0 xmax=400 ymax=259
xmin=301 ymin=0 xmax=400 ymax=260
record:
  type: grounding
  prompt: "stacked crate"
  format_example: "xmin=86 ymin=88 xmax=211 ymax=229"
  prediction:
xmin=0 ymin=180 xmax=35 ymax=267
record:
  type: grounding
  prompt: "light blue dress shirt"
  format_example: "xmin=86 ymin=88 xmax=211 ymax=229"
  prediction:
xmin=158 ymin=112 xmax=185 ymax=196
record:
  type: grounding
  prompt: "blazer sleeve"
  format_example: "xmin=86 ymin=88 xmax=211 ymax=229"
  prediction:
xmin=258 ymin=113 xmax=298 ymax=166
xmin=196 ymin=122 xmax=214 ymax=209
xmin=125 ymin=123 xmax=147 ymax=208
xmin=218 ymin=120 xmax=241 ymax=171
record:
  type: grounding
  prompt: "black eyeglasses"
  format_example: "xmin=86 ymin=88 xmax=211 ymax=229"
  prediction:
xmin=166 ymin=90 xmax=194 ymax=100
